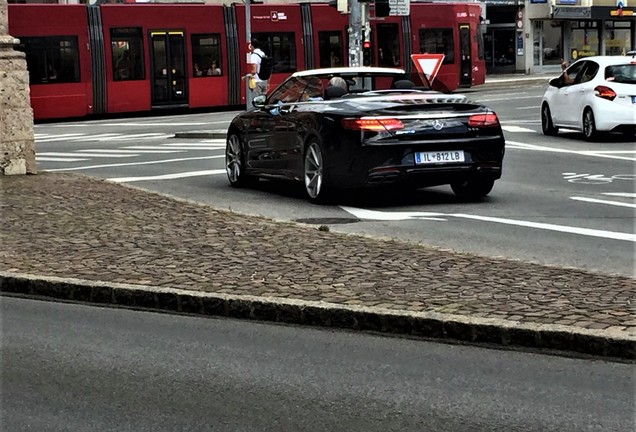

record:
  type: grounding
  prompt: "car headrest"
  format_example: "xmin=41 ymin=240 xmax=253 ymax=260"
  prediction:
xmin=324 ymin=86 xmax=347 ymax=100
xmin=392 ymin=79 xmax=415 ymax=89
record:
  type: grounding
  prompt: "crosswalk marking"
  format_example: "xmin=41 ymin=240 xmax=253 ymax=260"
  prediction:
xmin=37 ymin=157 xmax=89 ymax=162
xmin=76 ymin=149 xmax=181 ymax=154
xmin=38 ymin=152 xmax=136 ymax=158
xmin=123 ymin=146 xmax=221 ymax=150
xmin=108 ymin=169 xmax=226 ymax=183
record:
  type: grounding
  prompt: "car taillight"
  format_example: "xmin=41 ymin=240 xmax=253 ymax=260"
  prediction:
xmin=341 ymin=118 xmax=404 ymax=131
xmin=468 ymin=113 xmax=500 ymax=128
xmin=594 ymin=86 xmax=617 ymax=101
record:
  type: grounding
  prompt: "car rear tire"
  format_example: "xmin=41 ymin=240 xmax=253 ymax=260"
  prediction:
xmin=541 ymin=104 xmax=558 ymax=136
xmin=304 ymin=139 xmax=331 ymax=203
xmin=226 ymin=132 xmax=256 ymax=188
xmin=451 ymin=178 xmax=495 ymax=201
xmin=583 ymin=108 xmax=599 ymax=141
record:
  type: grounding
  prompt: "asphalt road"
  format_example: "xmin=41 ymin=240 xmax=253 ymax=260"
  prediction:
xmin=34 ymin=83 xmax=635 ymax=276
xmin=2 ymin=296 xmax=633 ymax=432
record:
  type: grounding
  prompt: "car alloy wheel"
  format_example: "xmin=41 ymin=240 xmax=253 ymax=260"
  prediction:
xmin=304 ymin=140 xmax=328 ymax=201
xmin=451 ymin=178 xmax=495 ymax=201
xmin=583 ymin=108 xmax=599 ymax=141
xmin=541 ymin=104 xmax=558 ymax=136
xmin=225 ymin=133 xmax=254 ymax=187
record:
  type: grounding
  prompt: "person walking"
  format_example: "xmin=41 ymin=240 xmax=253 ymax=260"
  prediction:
xmin=248 ymin=38 xmax=269 ymax=98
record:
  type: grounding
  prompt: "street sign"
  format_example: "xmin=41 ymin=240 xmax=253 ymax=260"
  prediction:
xmin=410 ymin=53 xmax=444 ymax=83
xmin=388 ymin=0 xmax=410 ymax=16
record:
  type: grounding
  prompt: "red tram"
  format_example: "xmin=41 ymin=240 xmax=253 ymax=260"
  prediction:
xmin=8 ymin=2 xmax=486 ymax=120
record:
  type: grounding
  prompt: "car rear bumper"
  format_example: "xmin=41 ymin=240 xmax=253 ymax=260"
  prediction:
xmin=328 ymin=137 xmax=505 ymax=189
xmin=592 ymin=99 xmax=636 ymax=131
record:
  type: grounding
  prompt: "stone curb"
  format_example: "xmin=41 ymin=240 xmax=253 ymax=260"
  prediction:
xmin=2 ymin=272 xmax=634 ymax=361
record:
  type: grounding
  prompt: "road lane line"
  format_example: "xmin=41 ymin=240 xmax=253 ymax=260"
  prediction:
xmin=38 ymin=152 xmax=136 ymax=158
xmin=340 ymin=206 xmax=635 ymax=242
xmin=77 ymin=149 xmax=182 ymax=154
xmin=501 ymin=126 xmax=535 ymax=133
xmin=570 ymin=197 xmax=636 ymax=209
xmin=36 ymin=157 xmax=89 ymax=162
xmin=108 ymin=169 xmax=226 ymax=182
xmin=507 ymin=141 xmax=636 ymax=161
xmin=603 ymin=193 xmax=636 ymax=198
xmin=44 ymin=155 xmax=225 ymax=172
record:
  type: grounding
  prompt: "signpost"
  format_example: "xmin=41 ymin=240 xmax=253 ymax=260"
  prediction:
xmin=389 ymin=0 xmax=410 ymax=16
xmin=410 ymin=53 xmax=445 ymax=83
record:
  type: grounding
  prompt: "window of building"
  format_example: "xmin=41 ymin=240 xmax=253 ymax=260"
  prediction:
xmin=318 ymin=31 xmax=344 ymax=68
xmin=111 ymin=28 xmax=145 ymax=81
xmin=252 ymin=32 xmax=297 ymax=74
xmin=419 ymin=28 xmax=454 ymax=64
xmin=14 ymin=36 xmax=80 ymax=84
xmin=192 ymin=34 xmax=222 ymax=77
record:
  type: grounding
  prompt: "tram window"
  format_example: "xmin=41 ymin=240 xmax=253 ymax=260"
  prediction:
xmin=252 ymin=32 xmax=297 ymax=74
xmin=14 ymin=36 xmax=80 ymax=85
xmin=111 ymin=28 xmax=145 ymax=81
xmin=419 ymin=28 xmax=454 ymax=64
xmin=192 ymin=34 xmax=222 ymax=77
xmin=318 ymin=32 xmax=343 ymax=68
xmin=476 ymin=23 xmax=485 ymax=60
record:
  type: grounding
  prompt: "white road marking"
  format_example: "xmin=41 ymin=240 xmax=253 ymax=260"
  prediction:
xmin=501 ymin=125 xmax=535 ymax=133
xmin=76 ymin=149 xmax=182 ymax=154
xmin=515 ymin=106 xmax=541 ymax=110
xmin=37 ymin=152 xmax=135 ymax=158
xmin=123 ymin=146 xmax=221 ymax=150
xmin=37 ymin=157 xmax=89 ymax=162
xmin=45 ymin=155 xmax=225 ymax=172
xmin=161 ymin=142 xmax=225 ymax=147
xmin=108 ymin=169 xmax=226 ymax=183
xmin=478 ymin=95 xmax=540 ymax=102
xmin=109 ymin=133 xmax=172 ymax=140
xmin=507 ymin=140 xmax=636 ymax=161
xmin=603 ymin=192 xmax=636 ymax=198
xmin=570 ymin=197 xmax=636 ymax=209
xmin=35 ymin=134 xmax=86 ymax=142
xmin=66 ymin=133 xmax=121 ymax=141
xmin=340 ymin=206 xmax=635 ymax=242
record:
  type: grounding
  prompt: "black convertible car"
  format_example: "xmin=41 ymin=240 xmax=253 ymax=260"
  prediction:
xmin=226 ymin=67 xmax=505 ymax=202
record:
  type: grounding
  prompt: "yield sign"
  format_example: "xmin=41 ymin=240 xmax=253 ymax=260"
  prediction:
xmin=410 ymin=54 xmax=444 ymax=83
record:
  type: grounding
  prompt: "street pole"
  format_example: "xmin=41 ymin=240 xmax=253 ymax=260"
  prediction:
xmin=245 ymin=0 xmax=251 ymax=110
xmin=348 ymin=0 xmax=361 ymax=67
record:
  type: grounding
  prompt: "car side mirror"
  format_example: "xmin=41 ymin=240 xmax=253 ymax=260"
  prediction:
xmin=549 ymin=77 xmax=562 ymax=88
xmin=252 ymin=95 xmax=266 ymax=108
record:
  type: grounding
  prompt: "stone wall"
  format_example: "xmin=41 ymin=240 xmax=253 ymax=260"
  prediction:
xmin=0 ymin=0 xmax=36 ymax=175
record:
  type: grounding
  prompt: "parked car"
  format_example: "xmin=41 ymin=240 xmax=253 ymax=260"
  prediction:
xmin=225 ymin=67 xmax=505 ymax=202
xmin=541 ymin=53 xmax=636 ymax=140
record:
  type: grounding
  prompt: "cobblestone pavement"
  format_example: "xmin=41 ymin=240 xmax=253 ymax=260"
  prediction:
xmin=1 ymin=173 xmax=634 ymax=358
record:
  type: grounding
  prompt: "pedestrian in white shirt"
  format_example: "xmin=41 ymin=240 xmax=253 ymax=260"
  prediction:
xmin=248 ymin=38 xmax=269 ymax=97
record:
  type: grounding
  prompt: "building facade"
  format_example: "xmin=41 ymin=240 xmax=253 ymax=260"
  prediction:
xmin=483 ymin=0 xmax=635 ymax=74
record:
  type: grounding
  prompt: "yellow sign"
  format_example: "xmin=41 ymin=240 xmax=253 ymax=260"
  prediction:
xmin=610 ymin=9 xmax=634 ymax=16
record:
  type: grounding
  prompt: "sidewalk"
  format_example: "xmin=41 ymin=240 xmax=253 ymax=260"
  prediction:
xmin=1 ymin=173 xmax=634 ymax=360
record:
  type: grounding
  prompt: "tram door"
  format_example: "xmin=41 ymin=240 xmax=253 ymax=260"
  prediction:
xmin=150 ymin=30 xmax=187 ymax=107
xmin=459 ymin=24 xmax=472 ymax=87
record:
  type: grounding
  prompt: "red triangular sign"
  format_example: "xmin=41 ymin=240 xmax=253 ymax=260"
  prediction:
xmin=411 ymin=54 xmax=445 ymax=83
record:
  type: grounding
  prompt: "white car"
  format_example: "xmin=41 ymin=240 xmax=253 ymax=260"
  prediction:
xmin=541 ymin=53 xmax=636 ymax=140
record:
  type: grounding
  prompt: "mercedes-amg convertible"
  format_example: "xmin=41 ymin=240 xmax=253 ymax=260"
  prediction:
xmin=225 ymin=67 xmax=505 ymax=202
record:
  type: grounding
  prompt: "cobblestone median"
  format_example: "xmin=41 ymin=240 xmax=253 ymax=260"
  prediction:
xmin=1 ymin=173 xmax=635 ymax=339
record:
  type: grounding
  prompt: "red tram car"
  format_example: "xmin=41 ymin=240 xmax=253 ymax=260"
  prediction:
xmin=8 ymin=1 xmax=486 ymax=120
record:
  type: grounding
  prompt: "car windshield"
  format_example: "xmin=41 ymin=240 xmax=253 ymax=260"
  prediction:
xmin=605 ymin=64 xmax=636 ymax=84
xmin=266 ymin=70 xmax=432 ymax=105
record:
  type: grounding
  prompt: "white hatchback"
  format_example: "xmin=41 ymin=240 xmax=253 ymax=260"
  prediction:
xmin=541 ymin=53 xmax=636 ymax=140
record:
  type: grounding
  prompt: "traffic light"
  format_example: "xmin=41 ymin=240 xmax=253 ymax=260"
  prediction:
xmin=375 ymin=0 xmax=390 ymax=17
xmin=363 ymin=41 xmax=372 ymax=66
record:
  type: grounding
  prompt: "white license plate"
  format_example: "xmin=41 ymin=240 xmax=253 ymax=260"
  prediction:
xmin=415 ymin=150 xmax=465 ymax=164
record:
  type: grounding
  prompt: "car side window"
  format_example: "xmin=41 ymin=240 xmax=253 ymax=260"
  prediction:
xmin=563 ymin=61 xmax=586 ymax=87
xmin=578 ymin=62 xmax=599 ymax=84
